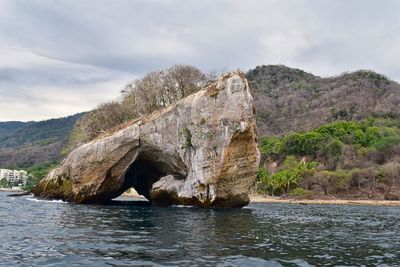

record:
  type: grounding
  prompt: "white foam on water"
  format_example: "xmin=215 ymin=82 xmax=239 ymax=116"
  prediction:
xmin=172 ymin=205 xmax=195 ymax=208
xmin=25 ymin=197 xmax=67 ymax=204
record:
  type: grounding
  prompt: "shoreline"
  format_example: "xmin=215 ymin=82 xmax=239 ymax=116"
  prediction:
xmin=2 ymin=189 xmax=398 ymax=207
xmin=249 ymin=195 xmax=400 ymax=207
xmin=0 ymin=188 xmax=24 ymax=192
xmin=121 ymin=193 xmax=400 ymax=207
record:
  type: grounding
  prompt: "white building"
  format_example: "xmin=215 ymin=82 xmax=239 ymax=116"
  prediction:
xmin=0 ymin=169 xmax=28 ymax=185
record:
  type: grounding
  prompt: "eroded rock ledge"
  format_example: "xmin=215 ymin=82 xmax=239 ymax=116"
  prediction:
xmin=32 ymin=71 xmax=261 ymax=207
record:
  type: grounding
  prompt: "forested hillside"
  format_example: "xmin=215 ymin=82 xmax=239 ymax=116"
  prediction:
xmin=257 ymin=119 xmax=400 ymax=199
xmin=247 ymin=65 xmax=400 ymax=200
xmin=0 ymin=113 xmax=84 ymax=168
xmin=247 ymin=65 xmax=400 ymax=136
xmin=0 ymin=121 xmax=29 ymax=139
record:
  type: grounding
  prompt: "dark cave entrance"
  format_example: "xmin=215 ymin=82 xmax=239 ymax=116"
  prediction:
xmin=120 ymin=149 xmax=185 ymax=203
xmin=124 ymin=159 xmax=166 ymax=200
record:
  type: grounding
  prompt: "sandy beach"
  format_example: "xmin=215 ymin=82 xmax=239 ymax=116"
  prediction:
xmin=0 ymin=188 xmax=24 ymax=193
xmin=121 ymin=191 xmax=400 ymax=207
xmin=249 ymin=194 xmax=400 ymax=207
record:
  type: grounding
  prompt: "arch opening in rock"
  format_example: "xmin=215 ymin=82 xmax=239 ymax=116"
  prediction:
xmin=121 ymin=148 xmax=187 ymax=202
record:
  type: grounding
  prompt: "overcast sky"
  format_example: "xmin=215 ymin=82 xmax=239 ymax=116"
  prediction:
xmin=0 ymin=0 xmax=399 ymax=121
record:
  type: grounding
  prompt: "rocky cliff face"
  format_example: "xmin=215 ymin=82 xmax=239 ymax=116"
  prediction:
xmin=32 ymin=71 xmax=260 ymax=207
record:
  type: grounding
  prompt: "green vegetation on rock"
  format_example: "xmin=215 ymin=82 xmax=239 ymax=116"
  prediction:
xmin=22 ymin=161 xmax=59 ymax=191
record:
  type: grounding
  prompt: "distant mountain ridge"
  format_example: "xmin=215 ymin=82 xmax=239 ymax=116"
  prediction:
xmin=0 ymin=121 xmax=31 ymax=139
xmin=246 ymin=65 xmax=400 ymax=136
xmin=0 ymin=113 xmax=84 ymax=168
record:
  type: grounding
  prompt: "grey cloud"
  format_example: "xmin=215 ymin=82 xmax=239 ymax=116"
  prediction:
xmin=0 ymin=0 xmax=399 ymax=121
xmin=0 ymin=66 xmax=121 ymax=86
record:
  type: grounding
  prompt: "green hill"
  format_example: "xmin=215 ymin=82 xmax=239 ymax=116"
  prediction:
xmin=247 ymin=65 xmax=400 ymax=199
xmin=247 ymin=65 xmax=400 ymax=136
xmin=0 ymin=121 xmax=30 ymax=139
xmin=0 ymin=113 xmax=84 ymax=168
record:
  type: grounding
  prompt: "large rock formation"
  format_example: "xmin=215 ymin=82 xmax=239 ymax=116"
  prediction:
xmin=32 ymin=71 xmax=260 ymax=207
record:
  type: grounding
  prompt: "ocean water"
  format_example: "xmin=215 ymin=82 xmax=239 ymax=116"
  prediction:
xmin=0 ymin=192 xmax=399 ymax=266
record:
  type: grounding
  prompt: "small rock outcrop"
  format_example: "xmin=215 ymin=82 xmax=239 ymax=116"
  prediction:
xmin=32 ymin=71 xmax=260 ymax=207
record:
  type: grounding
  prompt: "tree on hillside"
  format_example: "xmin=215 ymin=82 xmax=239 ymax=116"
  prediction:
xmin=71 ymin=100 xmax=133 ymax=145
xmin=121 ymin=65 xmax=208 ymax=116
xmin=168 ymin=64 xmax=207 ymax=98
xmin=0 ymin=178 xmax=10 ymax=188
xmin=69 ymin=64 xmax=211 ymax=149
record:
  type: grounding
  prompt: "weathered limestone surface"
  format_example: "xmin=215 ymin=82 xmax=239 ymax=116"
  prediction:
xmin=32 ymin=71 xmax=261 ymax=207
